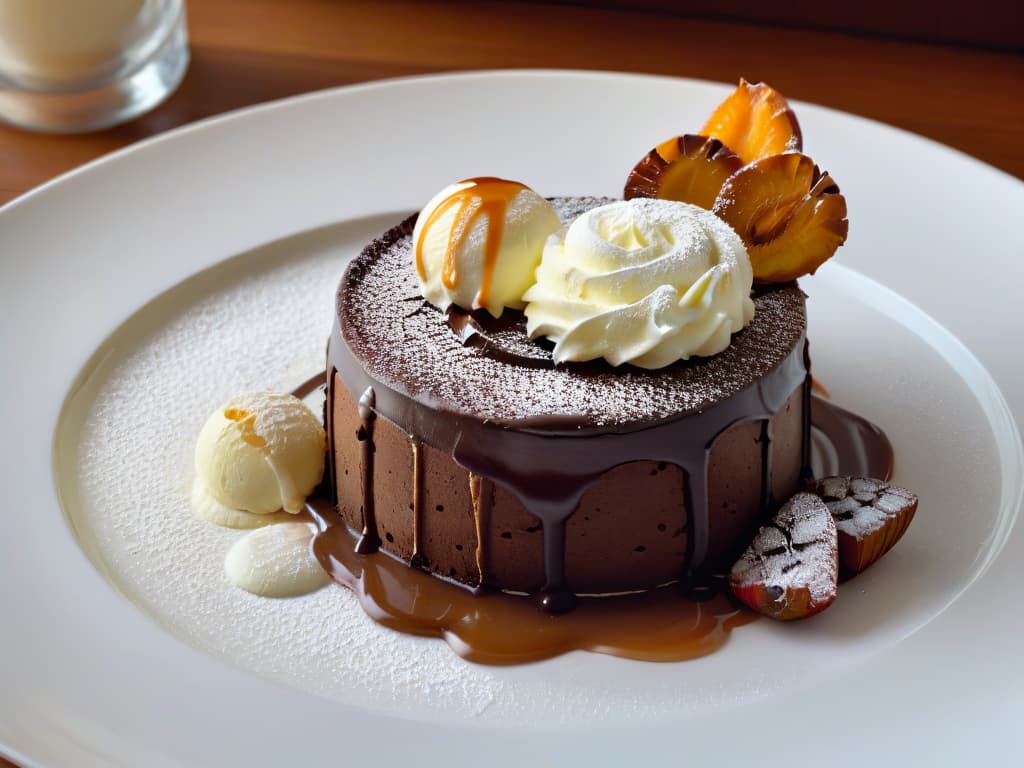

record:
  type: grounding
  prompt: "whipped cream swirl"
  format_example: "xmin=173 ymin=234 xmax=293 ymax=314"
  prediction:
xmin=523 ymin=199 xmax=755 ymax=369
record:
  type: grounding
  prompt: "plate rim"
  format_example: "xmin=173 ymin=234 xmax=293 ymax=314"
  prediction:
xmin=2 ymin=69 xmax=1023 ymax=767
xmin=6 ymin=68 xmax=1024 ymax=216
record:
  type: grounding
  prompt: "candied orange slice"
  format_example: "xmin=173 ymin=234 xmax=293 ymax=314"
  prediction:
xmin=713 ymin=153 xmax=847 ymax=283
xmin=624 ymin=134 xmax=743 ymax=210
xmin=702 ymin=79 xmax=802 ymax=164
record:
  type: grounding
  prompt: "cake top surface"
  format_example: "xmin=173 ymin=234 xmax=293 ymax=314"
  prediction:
xmin=338 ymin=197 xmax=806 ymax=429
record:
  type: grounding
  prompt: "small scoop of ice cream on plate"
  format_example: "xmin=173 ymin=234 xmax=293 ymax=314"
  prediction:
xmin=192 ymin=392 xmax=325 ymax=528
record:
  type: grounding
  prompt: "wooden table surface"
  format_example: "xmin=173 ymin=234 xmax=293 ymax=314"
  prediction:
xmin=1 ymin=1 xmax=1021 ymax=765
xmin=1 ymin=0 xmax=1023 ymax=208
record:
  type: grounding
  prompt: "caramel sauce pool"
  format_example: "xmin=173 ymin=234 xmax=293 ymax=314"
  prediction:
xmin=310 ymin=497 xmax=755 ymax=666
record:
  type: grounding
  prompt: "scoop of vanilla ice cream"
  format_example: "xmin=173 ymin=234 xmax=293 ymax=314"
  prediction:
xmin=194 ymin=392 xmax=325 ymax=515
xmin=412 ymin=178 xmax=561 ymax=318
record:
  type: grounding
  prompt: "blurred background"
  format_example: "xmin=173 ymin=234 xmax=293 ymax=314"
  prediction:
xmin=0 ymin=0 xmax=1021 ymax=206
xmin=0 ymin=2 xmax=1021 ymax=765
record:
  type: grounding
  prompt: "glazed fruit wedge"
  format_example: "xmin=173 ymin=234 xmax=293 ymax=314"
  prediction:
xmin=701 ymin=78 xmax=802 ymax=164
xmin=624 ymin=134 xmax=742 ymax=210
xmin=713 ymin=153 xmax=848 ymax=283
xmin=815 ymin=476 xmax=918 ymax=578
xmin=729 ymin=492 xmax=838 ymax=621
xmin=625 ymin=78 xmax=846 ymax=283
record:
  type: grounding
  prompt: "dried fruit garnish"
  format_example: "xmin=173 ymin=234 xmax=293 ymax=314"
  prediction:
xmin=624 ymin=134 xmax=743 ymax=210
xmin=713 ymin=152 xmax=848 ymax=283
xmin=701 ymin=78 xmax=802 ymax=164
xmin=815 ymin=476 xmax=918 ymax=577
xmin=729 ymin=492 xmax=838 ymax=620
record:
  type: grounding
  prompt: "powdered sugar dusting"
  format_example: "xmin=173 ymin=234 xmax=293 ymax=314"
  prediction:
xmin=342 ymin=198 xmax=806 ymax=428
xmin=731 ymin=492 xmax=838 ymax=604
xmin=817 ymin=476 xmax=918 ymax=539
xmin=837 ymin=505 xmax=889 ymax=538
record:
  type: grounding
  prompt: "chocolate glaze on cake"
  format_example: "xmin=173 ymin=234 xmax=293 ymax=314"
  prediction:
xmin=327 ymin=197 xmax=810 ymax=611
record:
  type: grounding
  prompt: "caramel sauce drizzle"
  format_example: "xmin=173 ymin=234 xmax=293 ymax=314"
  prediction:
xmin=469 ymin=472 xmax=492 ymax=586
xmin=410 ymin=439 xmax=425 ymax=567
xmin=222 ymin=408 xmax=266 ymax=448
xmin=413 ymin=177 xmax=526 ymax=308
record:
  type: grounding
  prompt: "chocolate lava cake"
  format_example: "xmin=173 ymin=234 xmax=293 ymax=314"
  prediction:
xmin=326 ymin=197 xmax=809 ymax=610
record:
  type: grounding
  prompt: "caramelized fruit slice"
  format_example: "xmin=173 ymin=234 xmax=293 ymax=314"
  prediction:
xmin=701 ymin=78 xmax=802 ymax=164
xmin=713 ymin=153 xmax=848 ymax=283
xmin=729 ymin=492 xmax=838 ymax=621
xmin=624 ymin=134 xmax=743 ymax=210
xmin=815 ymin=476 xmax=918 ymax=578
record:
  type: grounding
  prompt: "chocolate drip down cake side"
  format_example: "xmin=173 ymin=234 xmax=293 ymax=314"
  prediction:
xmin=327 ymin=193 xmax=809 ymax=610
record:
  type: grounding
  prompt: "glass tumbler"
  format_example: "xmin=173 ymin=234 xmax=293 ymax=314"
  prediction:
xmin=0 ymin=0 xmax=189 ymax=132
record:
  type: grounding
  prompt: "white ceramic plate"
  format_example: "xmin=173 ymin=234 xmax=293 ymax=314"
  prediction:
xmin=1 ymin=71 xmax=1022 ymax=767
